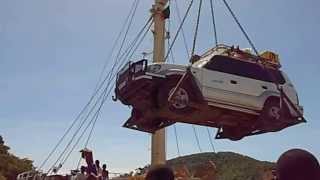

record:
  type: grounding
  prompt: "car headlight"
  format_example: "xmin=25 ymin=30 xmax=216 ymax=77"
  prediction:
xmin=148 ymin=64 xmax=162 ymax=73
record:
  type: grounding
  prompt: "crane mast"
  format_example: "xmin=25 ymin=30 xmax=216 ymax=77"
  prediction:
xmin=151 ymin=0 xmax=168 ymax=166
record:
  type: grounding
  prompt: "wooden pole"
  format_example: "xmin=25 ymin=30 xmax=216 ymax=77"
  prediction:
xmin=151 ymin=0 xmax=168 ymax=166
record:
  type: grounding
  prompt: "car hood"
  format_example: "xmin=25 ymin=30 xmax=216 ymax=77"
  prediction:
xmin=147 ymin=63 xmax=187 ymax=74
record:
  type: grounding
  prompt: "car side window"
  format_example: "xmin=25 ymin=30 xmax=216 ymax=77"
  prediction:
xmin=265 ymin=69 xmax=286 ymax=84
xmin=204 ymin=55 xmax=286 ymax=84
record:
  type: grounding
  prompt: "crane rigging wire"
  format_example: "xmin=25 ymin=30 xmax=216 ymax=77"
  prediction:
xmin=60 ymin=18 xmax=154 ymax=170
xmin=47 ymin=5 xmax=150 ymax=176
xmin=169 ymin=0 xmax=216 ymax=155
xmin=192 ymin=126 xmax=203 ymax=153
xmin=191 ymin=0 xmax=203 ymax=57
xmin=209 ymin=0 xmax=218 ymax=46
xmin=38 ymin=0 xmax=142 ymax=171
xmin=94 ymin=0 xmax=141 ymax=92
xmin=206 ymin=128 xmax=216 ymax=153
xmin=173 ymin=0 xmax=190 ymax=58
xmin=173 ymin=125 xmax=181 ymax=157
xmin=164 ymin=0 xmax=194 ymax=62
xmin=221 ymin=0 xmax=259 ymax=55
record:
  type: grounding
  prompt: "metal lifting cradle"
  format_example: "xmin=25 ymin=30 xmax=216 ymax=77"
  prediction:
xmin=114 ymin=44 xmax=305 ymax=141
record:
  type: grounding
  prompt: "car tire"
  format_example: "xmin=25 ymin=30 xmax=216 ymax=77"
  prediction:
xmin=260 ymin=98 xmax=289 ymax=129
xmin=157 ymin=78 xmax=194 ymax=114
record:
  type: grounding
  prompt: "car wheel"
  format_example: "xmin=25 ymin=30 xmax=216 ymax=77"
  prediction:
xmin=157 ymin=79 xmax=193 ymax=113
xmin=260 ymin=98 xmax=289 ymax=129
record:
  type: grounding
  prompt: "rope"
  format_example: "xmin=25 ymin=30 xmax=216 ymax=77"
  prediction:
xmin=221 ymin=0 xmax=259 ymax=55
xmin=192 ymin=126 xmax=202 ymax=153
xmin=206 ymin=128 xmax=216 ymax=153
xmin=209 ymin=0 xmax=218 ymax=46
xmin=191 ymin=0 xmax=203 ymax=56
xmin=164 ymin=0 xmax=194 ymax=61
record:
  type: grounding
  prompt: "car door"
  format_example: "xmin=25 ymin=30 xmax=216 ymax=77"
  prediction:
xmin=201 ymin=55 xmax=275 ymax=110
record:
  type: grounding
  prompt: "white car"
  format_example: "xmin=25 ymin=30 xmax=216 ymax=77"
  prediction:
xmin=115 ymin=45 xmax=304 ymax=140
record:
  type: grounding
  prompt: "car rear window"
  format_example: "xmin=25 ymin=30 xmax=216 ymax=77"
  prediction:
xmin=205 ymin=55 xmax=285 ymax=84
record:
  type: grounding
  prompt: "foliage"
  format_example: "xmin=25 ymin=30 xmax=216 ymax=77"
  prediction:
xmin=0 ymin=135 xmax=33 ymax=180
xmin=167 ymin=152 xmax=275 ymax=180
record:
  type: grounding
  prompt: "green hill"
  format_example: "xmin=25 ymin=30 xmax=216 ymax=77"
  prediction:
xmin=167 ymin=152 xmax=275 ymax=180
xmin=0 ymin=136 xmax=33 ymax=180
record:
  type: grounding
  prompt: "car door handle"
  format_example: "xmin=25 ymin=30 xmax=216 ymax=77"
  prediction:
xmin=262 ymin=85 xmax=268 ymax=90
xmin=230 ymin=80 xmax=237 ymax=84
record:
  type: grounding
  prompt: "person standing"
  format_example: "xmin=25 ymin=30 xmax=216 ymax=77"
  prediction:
xmin=95 ymin=160 xmax=102 ymax=176
xmin=145 ymin=165 xmax=175 ymax=180
xmin=101 ymin=164 xmax=109 ymax=180
xmin=74 ymin=166 xmax=87 ymax=180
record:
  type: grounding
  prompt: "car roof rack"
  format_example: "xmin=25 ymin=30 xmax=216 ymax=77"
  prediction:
xmin=201 ymin=44 xmax=281 ymax=69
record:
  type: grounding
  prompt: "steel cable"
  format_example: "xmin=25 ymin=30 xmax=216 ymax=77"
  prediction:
xmin=61 ymin=19 xmax=153 ymax=169
xmin=164 ymin=0 xmax=194 ymax=61
xmin=221 ymin=0 xmax=259 ymax=55
xmin=39 ymin=0 xmax=141 ymax=172
xmin=192 ymin=126 xmax=202 ymax=153
xmin=173 ymin=0 xmax=190 ymax=58
xmin=191 ymin=0 xmax=203 ymax=56
xmin=173 ymin=125 xmax=181 ymax=157
xmin=209 ymin=0 xmax=218 ymax=46
xmin=47 ymin=8 xmax=150 ymax=175
xmin=206 ymin=128 xmax=216 ymax=153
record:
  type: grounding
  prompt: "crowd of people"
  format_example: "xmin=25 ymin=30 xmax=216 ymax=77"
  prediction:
xmin=73 ymin=160 xmax=109 ymax=180
xmin=144 ymin=148 xmax=320 ymax=180
xmin=70 ymin=148 xmax=318 ymax=180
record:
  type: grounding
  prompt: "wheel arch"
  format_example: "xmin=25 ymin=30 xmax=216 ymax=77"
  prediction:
xmin=259 ymin=91 xmax=280 ymax=109
xmin=164 ymin=72 xmax=205 ymax=103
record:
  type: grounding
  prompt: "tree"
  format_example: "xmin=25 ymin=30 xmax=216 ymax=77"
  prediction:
xmin=0 ymin=135 xmax=33 ymax=180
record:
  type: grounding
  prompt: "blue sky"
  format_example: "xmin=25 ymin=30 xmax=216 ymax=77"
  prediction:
xmin=1 ymin=0 xmax=320 ymax=174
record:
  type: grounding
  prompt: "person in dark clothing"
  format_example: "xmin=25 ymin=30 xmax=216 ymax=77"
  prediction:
xmin=145 ymin=165 xmax=174 ymax=180
xmin=95 ymin=160 xmax=102 ymax=176
xmin=276 ymin=149 xmax=320 ymax=180
xmin=101 ymin=164 xmax=109 ymax=180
